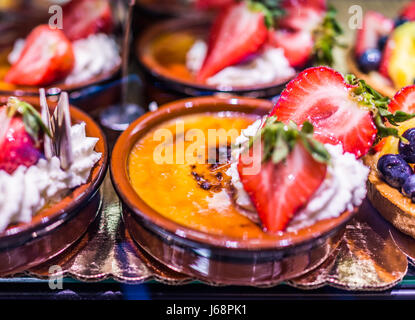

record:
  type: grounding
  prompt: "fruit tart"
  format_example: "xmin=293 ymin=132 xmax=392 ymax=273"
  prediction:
xmin=0 ymin=0 xmax=120 ymax=93
xmin=363 ymin=84 xmax=415 ymax=239
xmin=137 ymin=0 xmax=343 ymax=97
xmin=348 ymin=1 xmax=415 ymax=97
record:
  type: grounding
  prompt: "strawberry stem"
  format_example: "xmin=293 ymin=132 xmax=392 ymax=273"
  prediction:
xmin=313 ymin=6 xmax=345 ymax=67
xmin=6 ymin=97 xmax=52 ymax=145
xmin=247 ymin=117 xmax=331 ymax=165
xmin=346 ymin=75 xmax=415 ymax=144
xmin=248 ymin=0 xmax=284 ymax=28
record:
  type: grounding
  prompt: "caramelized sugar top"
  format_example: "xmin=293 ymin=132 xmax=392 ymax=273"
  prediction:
xmin=128 ymin=112 xmax=276 ymax=239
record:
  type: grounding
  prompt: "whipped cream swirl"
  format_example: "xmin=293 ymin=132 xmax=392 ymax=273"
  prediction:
xmin=0 ymin=122 xmax=101 ymax=232
xmin=186 ymin=40 xmax=295 ymax=88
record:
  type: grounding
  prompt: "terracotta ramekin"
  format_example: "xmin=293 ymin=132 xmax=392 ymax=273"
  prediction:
xmin=347 ymin=48 xmax=396 ymax=98
xmin=0 ymin=95 xmax=108 ymax=276
xmin=136 ymin=19 xmax=295 ymax=99
xmin=111 ymin=96 xmax=356 ymax=286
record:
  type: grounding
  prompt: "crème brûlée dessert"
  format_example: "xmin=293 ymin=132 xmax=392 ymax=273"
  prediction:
xmin=128 ymin=112 xmax=368 ymax=238
xmin=126 ymin=66 xmax=412 ymax=241
xmin=0 ymin=0 xmax=120 ymax=91
xmin=365 ymin=85 xmax=415 ymax=239
xmin=139 ymin=0 xmax=342 ymax=91
xmin=0 ymin=94 xmax=102 ymax=233
xmin=348 ymin=1 xmax=415 ymax=97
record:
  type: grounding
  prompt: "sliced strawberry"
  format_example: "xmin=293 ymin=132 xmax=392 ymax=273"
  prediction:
xmin=400 ymin=1 xmax=415 ymax=20
xmin=63 ymin=0 xmax=113 ymax=41
xmin=373 ymin=138 xmax=387 ymax=153
xmin=379 ymin=36 xmax=394 ymax=78
xmin=388 ymin=85 xmax=415 ymax=113
xmin=195 ymin=0 xmax=235 ymax=10
xmin=196 ymin=1 xmax=268 ymax=82
xmin=268 ymin=29 xmax=313 ymax=68
xmin=279 ymin=0 xmax=327 ymax=32
xmin=270 ymin=67 xmax=377 ymax=158
xmin=4 ymin=25 xmax=74 ymax=86
xmin=0 ymin=102 xmax=45 ymax=174
xmin=355 ymin=11 xmax=394 ymax=57
xmin=238 ymin=139 xmax=327 ymax=233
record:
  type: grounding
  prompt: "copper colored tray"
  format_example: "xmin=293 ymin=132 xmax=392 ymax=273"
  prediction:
xmin=5 ymin=171 xmax=413 ymax=291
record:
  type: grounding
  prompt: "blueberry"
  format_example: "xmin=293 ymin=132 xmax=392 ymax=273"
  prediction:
xmin=378 ymin=35 xmax=388 ymax=50
xmin=394 ymin=17 xmax=409 ymax=28
xmin=402 ymin=175 xmax=415 ymax=202
xmin=399 ymin=128 xmax=415 ymax=163
xmin=377 ymin=154 xmax=413 ymax=188
xmin=358 ymin=49 xmax=382 ymax=73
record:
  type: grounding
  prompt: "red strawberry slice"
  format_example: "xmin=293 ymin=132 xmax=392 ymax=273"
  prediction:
xmin=237 ymin=140 xmax=327 ymax=233
xmin=379 ymin=36 xmax=394 ymax=79
xmin=270 ymin=67 xmax=377 ymax=158
xmin=0 ymin=106 xmax=43 ymax=174
xmin=355 ymin=11 xmax=394 ymax=57
xmin=196 ymin=1 xmax=268 ymax=82
xmin=4 ymin=25 xmax=74 ymax=86
xmin=268 ymin=29 xmax=313 ymax=68
xmin=195 ymin=0 xmax=235 ymax=10
xmin=373 ymin=138 xmax=387 ymax=153
xmin=388 ymin=85 xmax=415 ymax=113
xmin=63 ymin=0 xmax=113 ymax=41
xmin=400 ymin=1 xmax=415 ymax=20
xmin=279 ymin=0 xmax=327 ymax=32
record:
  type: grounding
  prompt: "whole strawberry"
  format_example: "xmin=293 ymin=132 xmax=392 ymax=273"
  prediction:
xmin=0 ymin=98 xmax=50 ymax=174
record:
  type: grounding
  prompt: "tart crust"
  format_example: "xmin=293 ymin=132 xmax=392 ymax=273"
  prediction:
xmin=346 ymin=49 xmax=397 ymax=98
xmin=365 ymin=153 xmax=415 ymax=238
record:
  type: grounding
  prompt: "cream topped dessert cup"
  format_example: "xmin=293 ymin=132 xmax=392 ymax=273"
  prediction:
xmin=0 ymin=35 xmax=121 ymax=96
xmin=111 ymin=96 xmax=359 ymax=286
xmin=0 ymin=94 xmax=108 ymax=276
xmin=136 ymin=18 xmax=296 ymax=100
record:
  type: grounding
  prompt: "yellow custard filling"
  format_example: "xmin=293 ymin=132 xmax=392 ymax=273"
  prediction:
xmin=127 ymin=112 xmax=278 ymax=239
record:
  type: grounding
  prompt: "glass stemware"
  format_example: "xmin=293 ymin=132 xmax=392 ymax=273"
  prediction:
xmin=99 ymin=0 xmax=145 ymax=131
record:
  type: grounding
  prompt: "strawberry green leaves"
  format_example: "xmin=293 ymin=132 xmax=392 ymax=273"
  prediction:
xmin=248 ymin=116 xmax=331 ymax=165
xmin=346 ymin=74 xmax=415 ymax=142
xmin=6 ymin=97 xmax=51 ymax=145
xmin=313 ymin=6 xmax=344 ymax=66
